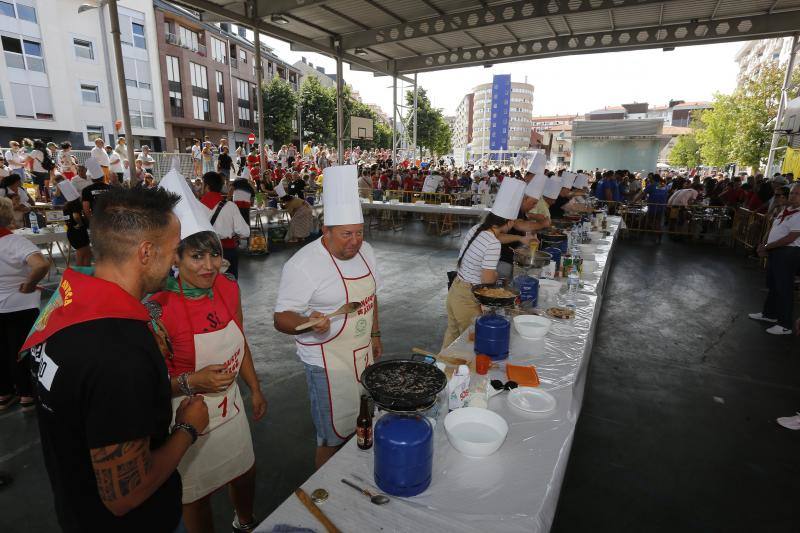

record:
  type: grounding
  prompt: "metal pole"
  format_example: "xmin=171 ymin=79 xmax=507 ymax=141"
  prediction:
xmin=298 ymin=104 xmax=302 ymax=149
xmin=97 ymin=5 xmax=118 ymax=141
xmin=252 ymin=2 xmax=266 ymax=175
xmin=392 ymin=76 xmax=397 ymax=167
xmin=335 ymin=49 xmax=344 ymax=165
xmin=412 ymin=73 xmax=418 ymax=164
xmin=107 ymin=0 xmax=136 ymax=179
xmin=766 ymin=33 xmax=799 ymax=175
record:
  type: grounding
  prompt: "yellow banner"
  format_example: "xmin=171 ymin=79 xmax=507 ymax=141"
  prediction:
xmin=782 ymin=147 xmax=800 ymax=176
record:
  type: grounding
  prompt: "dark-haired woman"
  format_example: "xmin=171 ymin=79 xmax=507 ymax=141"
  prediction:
xmin=441 ymin=212 xmax=516 ymax=348
xmin=149 ymin=230 xmax=266 ymax=533
xmin=280 ymin=192 xmax=314 ymax=244
xmin=30 ymin=139 xmax=51 ymax=202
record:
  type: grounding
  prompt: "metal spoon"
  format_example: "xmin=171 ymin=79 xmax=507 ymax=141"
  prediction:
xmin=340 ymin=478 xmax=390 ymax=505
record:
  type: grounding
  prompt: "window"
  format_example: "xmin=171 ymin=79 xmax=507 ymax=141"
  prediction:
xmin=166 ymin=56 xmax=182 ymax=117
xmin=0 ymin=1 xmax=13 ymax=17
xmin=236 ymin=79 xmax=252 ymax=128
xmin=190 ymin=62 xmax=209 ymax=121
xmin=16 ymin=2 xmax=35 ymax=22
xmin=80 ymin=84 xmax=100 ymax=103
xmin=211 ymin=36 xmax=226 ymax=63
xmin=123 ymin=58 xmax=152 ymax=90
xmin=128 ymin=99 xmax=154 ymax=129
xmin=73 ymin=38 xmax=94 ymax=60
xmin=239 ymin=48 xmax=246 ymax=64
xmin=132 ymin=22 xmax=146 ymax=49
xmin=11 ymin=82 xmax=53 ymax=119
xmin=1 ymin=36 xmax=44 ymax=72
xmin=86 ymin=125 xmax=104 ymax=143
xmin=217 ymin=101 xmax=225 ymax=124
xmin=215 ymin=71 xmax=224 ymax=100
xmin=179 ymin=26 xmax=199 ymax=52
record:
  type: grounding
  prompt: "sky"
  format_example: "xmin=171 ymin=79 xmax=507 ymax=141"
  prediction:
xmin=262 ymin=35 xmax=743 ymax=118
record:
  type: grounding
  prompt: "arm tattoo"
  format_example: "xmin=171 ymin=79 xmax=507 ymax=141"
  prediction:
xmin=90 ymin=438 xmax=152 ymax=503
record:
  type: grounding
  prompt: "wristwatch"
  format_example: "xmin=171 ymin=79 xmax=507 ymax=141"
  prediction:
xmin=172 ymin=422 xmax=199 ymax=443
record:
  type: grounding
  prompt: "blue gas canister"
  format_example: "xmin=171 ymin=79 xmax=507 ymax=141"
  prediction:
xmin=374 ymin=414 xmax=433 ymax=497
xmin=474 ymin=314 xmax=511 ymax=361
xmin=514 ymin=275 xmax=539 ymax=308
xmin=544 ymin=246 xmax=562 ymax=271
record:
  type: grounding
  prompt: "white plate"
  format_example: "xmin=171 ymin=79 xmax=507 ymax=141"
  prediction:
xmin=507 ymin=387 xmax=557 ymax=413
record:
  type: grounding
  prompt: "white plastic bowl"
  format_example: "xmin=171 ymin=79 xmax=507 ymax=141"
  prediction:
xmin=513 ymin=314 xmax=551 ymax=339
xmin=445 ymin=407 xmax=509 ymax=458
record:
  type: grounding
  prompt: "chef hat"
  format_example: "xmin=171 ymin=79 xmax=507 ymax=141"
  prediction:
xmin=574 ymin=173 xmax=590 ymax=189
xmin=275 ymin=182 xmax=287 ymax=198
xmin=543 ymin=176 xmax=563 ymax=199
xmin=526 ymin=151 xmax=546 ymax=176
xmin=57 ymin=180 xmax=80 ymax=202
xmin=524 ymin=173 xmax=548 ymax=200
xmin=561 ymin=171 xmax=577 ymax=189
xmin=159 ymin=168 xmax=215 ymax=240
xmin=490 ymin=177 xmax=526 ymax=220
xmin=322 ymin=165 xmax=363 ymax=226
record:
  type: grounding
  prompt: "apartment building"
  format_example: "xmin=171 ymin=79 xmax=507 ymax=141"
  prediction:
xmin=736 ymin=37 xmax=799 ymax=85
xmin=585 ymin=101 xmax=710 ymax=126
xmin=155 ymin=1 xmax=300 ymax=152
xmin=293 ymin=56 xmax=336 ymax=89
xmin=0 ymin=0 xmax=165 ymax=148
xmin=471 ymin=76 xmax=534 ymax=155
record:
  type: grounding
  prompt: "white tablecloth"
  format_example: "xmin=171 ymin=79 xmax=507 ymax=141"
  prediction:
xmin=361 ymin=200 xmax=490 ymax=217
xmin=256 ymin=218 xmax=622 ymax=533
xmin=15 ymin=227 xmax=68 ymax=245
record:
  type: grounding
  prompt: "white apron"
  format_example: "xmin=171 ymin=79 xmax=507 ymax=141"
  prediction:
xmin=311 ymin=246 xmax=377 ymax=439
xmin=172 ymin=299 xmax=255 ymax=503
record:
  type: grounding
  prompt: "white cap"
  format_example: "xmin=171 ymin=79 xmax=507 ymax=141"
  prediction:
xmin=275 ymin=182 xmax=287 ymax=197
xmin=544 ymin=176 xmax=563 ymax=199
xmin=322 ymin=165 xmax=363 ymax=226
xmin=57 ymin=180 xmax=80 ymax=202
xmin=159 ymin=168 xmax=215 ymax=240
xmin=524 ymin=173 xmax=548 ymax=199
xmin=561 ymin=171 xmax=577 ymax=189
xmin=574 ymin=173 xmax=590 ymax=189
xmin=526 ymin=151 xmax=546 ymax=176
xmin=490 ymin=177 xmax=526 ymax=220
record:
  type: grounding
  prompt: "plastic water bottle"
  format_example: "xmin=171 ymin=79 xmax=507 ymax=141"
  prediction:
xmin=566 ymin=266 xmax=579 ymax=311
xmin=29 ymin=212 xmax=39 ymax=234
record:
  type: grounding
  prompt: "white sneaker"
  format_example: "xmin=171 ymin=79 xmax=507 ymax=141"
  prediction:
xmin=766 ymin=325 xmax=792 ymax=335
xmin=748 ymin=312 xmax=777 ymax=323
xmin=777 ymin=413 xmax=800 ymax=430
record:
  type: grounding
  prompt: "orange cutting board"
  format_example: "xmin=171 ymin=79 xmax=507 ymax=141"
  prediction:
xmin=506 ymin=364 xmax=540 ymax=387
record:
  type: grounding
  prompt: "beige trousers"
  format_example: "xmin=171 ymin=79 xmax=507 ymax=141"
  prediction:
xmin=442 ymin=277 xmax=481 ymax=350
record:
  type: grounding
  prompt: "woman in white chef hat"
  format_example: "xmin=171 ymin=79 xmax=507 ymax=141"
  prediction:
xmin=441 ymin=177 xmax=527 ymax=349
xmin=148 ymin=169 xmax=266 ymax=533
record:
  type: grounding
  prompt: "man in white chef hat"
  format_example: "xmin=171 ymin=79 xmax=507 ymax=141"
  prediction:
xmin=273 ymin=164 xmax=383 ymax=469
xmin=543 ymin=174 xmax=567 ymax=218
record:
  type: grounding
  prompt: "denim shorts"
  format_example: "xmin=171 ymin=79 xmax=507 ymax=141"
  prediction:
xmin=304 ymin=363 xmax=346 ymax=447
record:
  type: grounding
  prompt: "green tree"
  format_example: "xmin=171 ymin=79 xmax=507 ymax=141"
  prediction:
xmin=298 ymin=76 xmax=335 ymax=145
xmin=696 ymin=93 xmax=737 ymax=167
xmin=669 ymin=132 xmax=701 ymax=168
xmin=405 ymin=87 xmax=451 ymax=156
xmin=262 ymin=77 xmax=298 ymax=147
xmin=373 ymin=122 xmax=392 ymax=149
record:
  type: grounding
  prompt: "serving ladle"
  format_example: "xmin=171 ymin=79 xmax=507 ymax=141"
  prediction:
xmin=295 ymin=302 xmax=362 ymax=331
xmin=340 ymin=478 xmax=390 ymax=505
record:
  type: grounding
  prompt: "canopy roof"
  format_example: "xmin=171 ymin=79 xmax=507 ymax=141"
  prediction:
xmin=176 ymin=0 xmax=800 ymax=78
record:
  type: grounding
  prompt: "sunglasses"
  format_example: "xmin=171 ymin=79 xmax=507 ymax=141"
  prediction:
xmin=490 ymin=379 xmax=518 ymax=391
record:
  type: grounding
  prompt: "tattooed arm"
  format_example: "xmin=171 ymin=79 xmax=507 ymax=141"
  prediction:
xmin=89 ymin=396 xmax=208 ymax=517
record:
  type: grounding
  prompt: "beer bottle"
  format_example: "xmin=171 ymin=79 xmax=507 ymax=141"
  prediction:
xmin=356 ymin=395 xmax=373 ymax=450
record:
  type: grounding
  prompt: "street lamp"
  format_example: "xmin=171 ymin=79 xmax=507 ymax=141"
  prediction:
xmin=78 ymin=0 xmax=136 ymax=178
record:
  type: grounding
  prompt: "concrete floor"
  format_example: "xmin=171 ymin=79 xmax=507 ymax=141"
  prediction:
xmin=0 ymin=224 xmax=798 ymax=532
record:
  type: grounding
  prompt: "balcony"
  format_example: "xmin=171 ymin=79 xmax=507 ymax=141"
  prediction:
xmin=230 ymin=57 xmax=238 ymax=69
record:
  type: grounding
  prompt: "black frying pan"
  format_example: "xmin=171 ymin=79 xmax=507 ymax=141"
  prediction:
xmin=361 ymin=356 xmax=447 ymax=411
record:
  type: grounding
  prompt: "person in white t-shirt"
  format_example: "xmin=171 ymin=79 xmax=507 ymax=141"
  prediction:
xmin=137 ymin=145 xmax=155 ymax=174
xmin=90 ymin=138 xmax=110 ymax=183
xmin=0 ymin=196 xmax=50 ymax=410
xmin=749 ymin=183 xmax=800 ymax=335
xmin=4 ymin=141 xmax=27 ymax=179
xmin=421 ymin=171 xmax=443 ymax=193
xmin=273 ymin=166 xmax=382 ymax=469
xmin=106 ymin=146 xmax=124 ymax=185
xmin=0 ymin=173 xmax=32 ymax=227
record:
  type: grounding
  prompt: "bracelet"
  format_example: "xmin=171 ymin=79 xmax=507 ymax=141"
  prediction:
xmin=370 ymin=330 xmax=381 ymax=338
xmin=177 ymin=372 xmax=194 ymax=396
xmin=172 ymin=422 xmax=198 ymax=444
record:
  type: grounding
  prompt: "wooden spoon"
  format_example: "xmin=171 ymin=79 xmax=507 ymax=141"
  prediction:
xmin=295 ymin=302 xmax=362 ymax=331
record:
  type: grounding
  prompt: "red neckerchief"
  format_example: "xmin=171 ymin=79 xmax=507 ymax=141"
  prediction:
xmin=778 ymin=206 xmax=800 ymax=224
xmin=21 ymin=268 xmax=149 ymax=351
xmin=200 ymin=191 xmax=224 ymax=210
xmin=0 ymin=227 xmax=12 ymax=238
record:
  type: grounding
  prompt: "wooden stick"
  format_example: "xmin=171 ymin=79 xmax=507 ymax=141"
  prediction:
xmin=294 ymin=488 xmax=341 ymax=533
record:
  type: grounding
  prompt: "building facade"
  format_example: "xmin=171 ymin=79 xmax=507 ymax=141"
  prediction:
xmin=0 ymin=0 xmax=165 ymax=149
xmin=585 ymin=101 xmax=710 ymax=127
xmin=293 ymin=56 xmax=336 ymax=89
xmin=154 ymin=1 xmax=300 ymax=152
xmin=736 ymin=37 xmax=799 ymax=85
xmin=471 ymin=77 xmax=534 ymax=157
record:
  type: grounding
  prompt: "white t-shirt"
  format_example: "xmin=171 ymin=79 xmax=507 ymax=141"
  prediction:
xmin=0 ymin=166 xmax=9 ymax=179
xmin=137 ymin=152 xmax=155 ymax=169
xmin=209 ymin=201 xmax=250 ymax=240
xmin=90 ymin=146 xmax=110 ymax=168
xmin=5 ymin=149 xmax=25 ymax=169
xmin=30 ymin=150 xmax=46 ymax=173
xmin=192 ymin=145 xmax=202 ymax=160
xmin=456 ymin=224 xmax=501 ymax=284
xmin=668 ymin=188 xmax=698 ymax=206
xmin=108 ymin=151 xmax=124 ymax=173
xmin=0 ymin=233 xmax=42 ymax=312
xmin=275 ymin=238 xmax=382 ymax=367
xmin=767 ymin=208 xmax=800 ymax=247
xmin=421 ymin=174 xmax=443 ymax=193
